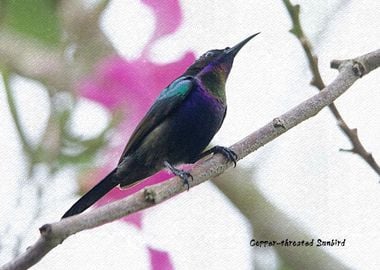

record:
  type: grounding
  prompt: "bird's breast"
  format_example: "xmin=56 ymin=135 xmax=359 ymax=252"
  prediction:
xmin=165 ymin=85 xmax=226 ymax=163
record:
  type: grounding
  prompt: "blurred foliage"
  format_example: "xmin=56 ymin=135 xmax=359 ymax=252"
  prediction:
xmin=57 ymin=108 xmax=121 ymax=168
xmin=0 ymin=0 xmax=119 ymax=176
xmin=2 ymin=71 xmax=118 ymax=177
xmin=0 ymin=0 xmax=60 ymax=45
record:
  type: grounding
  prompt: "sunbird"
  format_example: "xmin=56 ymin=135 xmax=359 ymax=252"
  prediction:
xmin=62 ymin=33 xmax=259 ymax=218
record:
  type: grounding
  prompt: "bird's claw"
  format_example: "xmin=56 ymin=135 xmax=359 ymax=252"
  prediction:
xmin=177 ymin=171 xmax=193 ymax=191
xmin=164 ymin=161 xmax=193 ymax=191
xmin=211 ymin=146 xmax=238 ymax=167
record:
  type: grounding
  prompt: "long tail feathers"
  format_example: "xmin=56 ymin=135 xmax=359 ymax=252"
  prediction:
xmin=62 ymin=168 xmax=119 ymax=219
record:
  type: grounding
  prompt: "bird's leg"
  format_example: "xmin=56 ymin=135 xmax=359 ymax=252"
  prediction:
xmin=198 ymin=146 xmax=238 ymax=167
xmin=164 ymin=161 xmax=193 ymax=190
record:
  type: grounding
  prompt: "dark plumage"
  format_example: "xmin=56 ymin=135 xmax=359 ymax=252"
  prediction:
xmin=62 ymin=33 xmax=259 ymax=218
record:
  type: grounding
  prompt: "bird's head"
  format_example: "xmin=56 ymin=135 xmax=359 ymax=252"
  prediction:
xmin=184 ymin=33 xmax=260 ymax=100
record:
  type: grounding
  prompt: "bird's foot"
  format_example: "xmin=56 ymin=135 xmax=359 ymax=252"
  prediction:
xmin=199 ymin=146 xmax=238 ymax=167
xmin=164 ymin=161 xmax=193 ymax=191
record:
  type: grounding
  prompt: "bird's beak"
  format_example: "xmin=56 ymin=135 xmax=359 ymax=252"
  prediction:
xmin=226 ymin=32 xmax=260 ymax=57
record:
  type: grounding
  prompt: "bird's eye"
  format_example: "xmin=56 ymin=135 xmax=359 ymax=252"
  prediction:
xmin=224 ymin=47 xmax=230 ymax=51
xmin=204 ymin=51 xmax=214 ymax=58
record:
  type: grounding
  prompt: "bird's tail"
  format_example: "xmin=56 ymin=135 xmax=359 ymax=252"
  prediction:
xmin=62 ymin=168 xmax=119 ymax=219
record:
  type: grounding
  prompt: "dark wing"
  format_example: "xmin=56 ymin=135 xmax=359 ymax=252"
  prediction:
xmin=118 ymin=76 xmax=195 ymax=163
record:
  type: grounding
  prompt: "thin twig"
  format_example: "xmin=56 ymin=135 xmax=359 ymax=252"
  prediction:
xmin=2 ymin=49 xmax=379 ymax=270
xmin=282 ymin=0 xmax=380 ymax=176
xmin=2 ymin=71 xmax=34 ymax=156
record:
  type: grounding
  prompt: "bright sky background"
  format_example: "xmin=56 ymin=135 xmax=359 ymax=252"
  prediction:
xmin=0 ymin=0 xmax=379 ymax=269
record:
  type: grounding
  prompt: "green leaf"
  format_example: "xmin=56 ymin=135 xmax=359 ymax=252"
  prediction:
xmin=1 ymin=0 xmax=60 ymax=46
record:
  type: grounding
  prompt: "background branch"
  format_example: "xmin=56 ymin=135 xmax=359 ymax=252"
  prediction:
xmin=283 ymin=0 xmax=380 ymax=176
xmin=2 ymin=49 xmax=379 ymax=270
xmin=2 ymin=71 xmax=34 ymax=157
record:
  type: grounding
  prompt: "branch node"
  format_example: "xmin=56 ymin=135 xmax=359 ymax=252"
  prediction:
xmin=352 ymin=60 xmax=366 ymax=77
xmin=294 ymin=4 xmax=300 ymax=15
xmin=330 ymin=59 xmax=344 ymax=69
xmin=144 ymin=188 xmax=157 ymax=204
xmin=272 ymin=117 xmax=286 ymax=129
xmin=39 ymin=224 xmax=52 ymax=237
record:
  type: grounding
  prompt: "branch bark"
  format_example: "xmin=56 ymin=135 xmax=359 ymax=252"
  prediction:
xmin=1 ymin=49 xmax=379 ymax=270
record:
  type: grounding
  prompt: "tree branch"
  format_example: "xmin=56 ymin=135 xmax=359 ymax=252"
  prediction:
xmin=283 ymin=0 xmax=380 ymax=176
xmin=1 ymin=49 xmax=379 ymax=270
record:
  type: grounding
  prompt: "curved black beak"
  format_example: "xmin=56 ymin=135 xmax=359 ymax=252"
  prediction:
xmin=226 ymin=32 xmax=260 ymax=57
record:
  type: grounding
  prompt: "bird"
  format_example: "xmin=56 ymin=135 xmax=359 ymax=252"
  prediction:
xmin=62 ymin=33 xmax=259 ymax=219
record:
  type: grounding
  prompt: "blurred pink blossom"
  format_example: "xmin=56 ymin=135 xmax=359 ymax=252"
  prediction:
xmin=142 ymin=0 xmax=182 ymax=53
xmin=148 ymin=246 xmax=174 ymax=270
xmin=78 ymin=53 xmax=195 ymax=134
